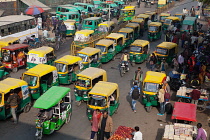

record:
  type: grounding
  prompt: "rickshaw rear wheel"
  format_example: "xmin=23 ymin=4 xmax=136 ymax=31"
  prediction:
xmin=76 ymin=101 xmax=82 ymax=107
xmin=24 ymin=103 xmax=31 ymax=113
xmin=66 ymin=112 xmax=71 ymax=124
xmin=12 ymin=67 xmax=18 ymax=73
xmin=197 ymin=101 xmax=206 ymax=112
xmin=131 ymin=62 xmax=135 ymax=67
xmin=145 ymin=106 xmax=152 ymax=113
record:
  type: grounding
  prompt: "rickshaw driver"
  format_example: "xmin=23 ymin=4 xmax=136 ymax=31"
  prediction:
xmin=17 ymin=51 xmax=25 ymax=65
xmin=121 ymin=50 xmax=130 ymax=66
xmin=37 ymin=108 xmax=53 ymax=120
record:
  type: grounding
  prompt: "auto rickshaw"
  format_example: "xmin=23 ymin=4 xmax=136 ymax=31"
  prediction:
xmin=27 ymin=46 xmax=56 ymax=69
xmin=159 ymin=13 xmax=171 ymax=23
xmin=129 ymin=40 xmax=150 ymax=65
xmin=181 ymin=17 xmax=197 ymax=33
xmin=0 ymin=78 xmax=31 ymax=120
xmin=97 ymin=21 xmax=116 ymax=33
xmin=95 ymin=39 xmax=116 ymax=63
xmin=2 ymin=44 xmax=29 ymax=73
xmin=154 ymin=42 xmax=178 ymax=64
xmin=82 ymin=17 xmax=103 ymax=30
xmin=0 ymin=66 xmax=9 ymax=80
xmin=74 ymin=67 xmax=107 ymax=106
xmin=125 ymin=23 xmax=140 ymax=40
xmin=130 ymin=18 xmax=144 ymax=27
xmin=74 ymin=30 xmax=94 ymax=43
xmin=77 ymin=47 xmax=102 ymax=69
xmin=54 ymin=55 xmax=83 ymax=85
xmin=64 ymin=20 xmax=77 ymax=36
xmin=120 ymin=6 xmax=135 ymax=21
xmin=174 ymin=12 xmax=185 ymax=22
xmin=162 ymin=16 xmax=180 ymax=31
xmin=142 ymin=71 xmax=166 ymax=112
xmin=87 ymin=81 xmax=119 ymax=120
xmin=136 ymin=14 xmax=150 ymax=29
xmin=144 ymin=11 xmax=157 ymax=22
xmin=22 ymin=64 xmax=59 ymax=99
xmin=148 ymin=22 xmax=162 ymax=41
xmin=100 ymin=2 xmax=119 ymax=17
xmin=118 ymin=28 xmax=134 ymax=47
xmin=57 ymin=11 xmax=81 ymax=23
xmin=0 ymin=37 xmax=19 ymax=58
xmin=34 ymin=86 xmax=71 ymax=140
xmin=105 ymin=33 xmax=125 ymax=53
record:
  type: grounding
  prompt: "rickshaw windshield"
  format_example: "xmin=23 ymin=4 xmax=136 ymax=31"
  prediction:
xmin=55 ymin=63 xmax=67 ymax=72
xmin=137 ymin=17 xmax=143 ymax=20
xmin=77 ymin=53 xmax=88 ymax=62
xmin=130 ymin=46 xmax=142 ymax=52
xmin=165 ymin=19 xmax=172 ymax=24
xmin=106 ymin=38 xmax=116 ymax=43
xmin=98 ymin=25 xmax=108 ymax=32
xmin=160 ymin=16 xmax=166 ymax=21
xmin=23 ymin=74 xmax=38 ymax=87
xmin=88 ymin=94 xmax=107 ymax=107
xmin=118 ymin=32 xmax=128 ymax=38
xmin=144 ymin=82 xmax=159 ymax=92
xmin=149 ymin=26 xmax=158 ymax=31
xmin=95 ymin=45 xmax=106 ymax=52
xmin=156 ymin=47 xmax=168 ymax=55
xmin=76 ymin=77 xmax=91 ymax=87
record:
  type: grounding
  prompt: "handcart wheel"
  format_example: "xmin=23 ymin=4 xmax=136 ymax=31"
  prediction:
xmin=177 ymin=97 xmax=184 ymax=102
xmin=197 ymin=101 xmax=207 ymax=112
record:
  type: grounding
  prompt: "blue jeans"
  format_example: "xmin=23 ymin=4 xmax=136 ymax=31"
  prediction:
xmin=132 ymin=99 xmax=137 ymax=110
xmin=160 ymin=102 xmax=165 ymax=114
xmin=181 ymin=40 xmax=185 ymax=48
xmin=150 ymin=64 xmax=155 ymax=71
xmin=90 ymin=131 xmax=97 ymax=139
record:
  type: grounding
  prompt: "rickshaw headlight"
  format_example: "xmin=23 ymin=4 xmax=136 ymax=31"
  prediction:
xmin=74 ymin=89 xmax=77 ymax=92
xmin=142 ymin=95 xmax=146 ymax=98
xmin=87 ymin=109 xmax=91 ymax=113
xmin=31 ymin=90 xmax=37 ymax=94
xmin=83 ymin=91 xmax=87 ymax=94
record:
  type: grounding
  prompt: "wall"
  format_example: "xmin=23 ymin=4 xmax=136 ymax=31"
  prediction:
xmin=0 ymin=0 xmax=17 ymax=16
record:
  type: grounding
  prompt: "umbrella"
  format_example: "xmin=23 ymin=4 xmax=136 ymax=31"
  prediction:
xmin=25 ymin=5 xmax=44 ymax=15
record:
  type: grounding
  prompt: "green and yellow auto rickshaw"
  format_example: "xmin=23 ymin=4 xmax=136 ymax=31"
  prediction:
xmin=74 ymin=67 xmax=107 ymax=106
xmin=154 ymin=42 xmax=178 ymax=64
xmin=0 ymin=66 xmax=9 ymax=80
xmin=82 ymin=17 xmax=103 ymax=30
xmin=56 ymin=11 xmax=81 ymax=23
xmin=95 ymin=39 xmax=116 ymax=63
xmin=0 ymin=37 xmax=19 ymax=58
xmin=181 ymin=17 xmax=197 ymax=33
xmin=148 ymin=22 xmax=162 ymax=41
xmin=174 ymin=12 xmax=185 ymax=22
xmin=27 ymin=46 xmax=56 ymax=69
xmin=144 ymin=11 xmax=157 ymax=22
xmin=118 ymin=28 xmax=134 ymax=47
xmin=142 ymin=71 xmax=166 ymax=112
xmin=34 ymin=86 xmax=72 ymax=140
xmin=130 ymin=18 xmax=144 ymax=27
xmin=106 ymin=33 xmax=125 ymax=53
xmin=120 ymin=6 xmax=135 ymax=21
xmin=64 ymin=20 xmax=77 ymax=36
xmin=54 ymin=55 xmax=83 ymax=85
xmin=129 ymin=40 xmax=150 ymax=65
xmin=136 ymin=14 xmax=150 ymax=29
xmin=77 ymin=47 xmax=102 ymax=69
xmin=87 ymin=81 xmax=119 ymax=120
xmin=74 ymin=30 xmax=95 ymax=43
xmin=97 ymin=21 xmax=116 ymax=33
xmin=125 ymin=23 xmax=140 ymax=40
xmin=0 ymin=78 xmax=31 ymax=120
xmin=159 ymin=13 xmax=171 ymax=23
xmin=22 ymin=64 xmax=59 ymax=100
xmin=163 ymin=16 xmax=180 ymax=31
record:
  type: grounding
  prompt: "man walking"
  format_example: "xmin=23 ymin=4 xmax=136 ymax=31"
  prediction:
xmin=129 ymin=82 xmax=141 ymax=113
xmin=59 ymin=22 xmax=67 ymax=40
xmin=133 ymin=67 xmax=143 ymax=87
xmin=133 ymin=126 xmax=143 ymax=140
xmin=157 ymin=85 xmax=165 ymax=116
xmin=98 ymin=111 xmax=113 ymax=140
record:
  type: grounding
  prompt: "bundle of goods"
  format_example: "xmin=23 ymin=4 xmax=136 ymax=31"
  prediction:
xmin=109 ymin=126 xmax=134 ymax=140
xmin=177 ymin=87 xmax=189 ymax=96
xmin=162 ymin=123 xmax=197 ymax=140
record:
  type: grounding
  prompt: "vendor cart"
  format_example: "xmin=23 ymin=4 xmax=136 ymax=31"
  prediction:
xmin=109 ymin=126 xmax=134 ymax=140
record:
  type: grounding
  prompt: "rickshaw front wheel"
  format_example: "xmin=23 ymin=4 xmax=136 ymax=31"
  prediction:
xmin=66 ymin=112 xmax=71 ymax=124
xmin=12 ymin=67 xmax=18 ymax=73
xmin=24 ymin=103 xmax=32 ymax=113
xmin=131 ymin=62 xmax=135 ymax=67
xmin=76 ymin=101 xmax=82 ymax=107
xmin=145 ymin=106 xmax=152 ymax=113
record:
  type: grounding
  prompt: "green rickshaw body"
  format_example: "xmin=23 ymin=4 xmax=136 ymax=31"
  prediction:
xmin=125 ymin=23 xmax=140 ymax=40
xmin=181 ymin=17 xmax=197 ymax=33
xmin=56 ymin=5 xmax=83 ymax=14
xmin=0 ymin=66 xmax=9 ymax=80
xmin=82 ymin=17 xmax=103 ymax=30
xmin=148 ymin=22 xmax=162 ymax=41
xmin=118 ymin=28 xmax=134 ymax=48
xmin=162 ymin=16 xmax=180 ymax=31
xmin=0 ymin=78 xmax=31 ymax=120
xmin=136 ymin=14 xmax=150 ymax=30
xmin=101 ymin=2 xmax=118 ymax=17
xmin=120 ymin=6 xmax=135 ymax=22
xmin=57 ymin=11 xmax=81 ymax=24
xmin=74 ymin=3 xmax=97 ymax=13
xmin=106 ymin=33 xmax=125 ymax=53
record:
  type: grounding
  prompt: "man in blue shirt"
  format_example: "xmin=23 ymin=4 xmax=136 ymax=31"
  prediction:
xmin=129 ymin=82 xmax=141 ymax=113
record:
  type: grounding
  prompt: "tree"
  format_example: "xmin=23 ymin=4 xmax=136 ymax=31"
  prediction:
xmin=199 ymin=0 xmax=210 ymax=5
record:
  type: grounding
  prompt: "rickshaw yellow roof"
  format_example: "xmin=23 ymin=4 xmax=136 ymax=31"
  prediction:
xmin=28 ymin=46 xmax=54 ymax=57
xmin=54 ymin=55 xmax=82 ymax=65
xmin=118 ymin=28 xmax=134 ymax=33
xmin=157 ymin=42 xmax=177 ymax=49
xmin=137 ymin=14 xmax=150 ymax=18
xmin=0 ymin=78 xmax=28 ymax=94
xmin=77 ymin=67 xmax=106 ymax=80
xmin=0 ymin=37 xmax=19 ymax=44
xmin=131 ymin=18 xmax=144 ymax=23
xmin=98 ymin=21 xmax=115 ymax=27
xmin=144 ymin=11 xmax=156 ymax=15
xmin=121 ymin=8 xmax=135 ymax=11
xmin=131 ymin=40 xmax=149 ymax=46
xmin=165 ymin=16 xmax=180 ymax=21
xmin=106 ymin=33 xmax=124 ymax=39
xmin=64 ymin=19 xmax=76 ymax=23
xmin=24 ymin=64 xmax=57 ymax=77
xmin=96 ymin=39 xmax=114 ymax=47
xmin=144 ymin=71 xmax=166 ymax=84
xmin=160 ymin=13 xmax=170 ymax=16
xmin=77 ymin=47 xmax=100 ymax=56
xmin=124 ymin=6 xmax=135 ymax=9
xmin=89 ymin=81 xmax=118 ymax=97
xmin=75 ymin=30 xmax=94 ymax=36
xmin=126 ymin=23 xmax=139 ymax=28
xmin=149 ymin=22 xmax=162 ymax=26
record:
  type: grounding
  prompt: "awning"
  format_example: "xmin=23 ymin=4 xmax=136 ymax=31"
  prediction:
xmin=0 ymin=10 xmax=4 ymax=16
xmin=21 ymin=0 xmax=51 ymax=11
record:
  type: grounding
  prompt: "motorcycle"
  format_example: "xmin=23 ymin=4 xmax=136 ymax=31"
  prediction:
xmin=119 ymin=61 xmax=129 ymax=77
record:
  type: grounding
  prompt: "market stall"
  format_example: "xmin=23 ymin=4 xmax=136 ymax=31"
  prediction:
xmin=109 ymin=126 xmax=134 ymax=140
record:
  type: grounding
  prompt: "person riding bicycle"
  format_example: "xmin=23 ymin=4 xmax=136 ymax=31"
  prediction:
xmin=28 ymin=35 xmax=35 ymax=44
xmin=121 ymin=50 xmax=130 ymax=70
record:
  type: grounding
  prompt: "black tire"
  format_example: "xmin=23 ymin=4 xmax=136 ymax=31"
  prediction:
xmin=165 ymin=103 xmax=173 ymax=114
xmin=131 ymin=62 xmax=135 ymax=67
xmin=197 ymin=101 xmax=206 ymax=112
xmin=24 ymin=103 xmax=31 ymax=113
xmin=120 ymin=68 xmax=124 ymax=77
xmin=66 ymin=112 xmax=71 ymax=124
xmin=145 ymin=106 xmax=152 ymax=113
xmin=76 ymin=101 xmax=81 ymax=107
xmin=12 ymin=67 xmax=18 ymax=73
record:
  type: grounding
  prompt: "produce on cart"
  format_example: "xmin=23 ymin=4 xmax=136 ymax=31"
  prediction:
xmin=162 ymin=123 xmax=197 ymax=140
xmin=109 ymin=126 xmax=134 ymax=140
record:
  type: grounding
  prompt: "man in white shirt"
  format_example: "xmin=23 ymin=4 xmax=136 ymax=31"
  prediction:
xmin=42 ymin=28 xmax=49 ymax=38
xmin=133 ymin=126 xmax=142 ymax=140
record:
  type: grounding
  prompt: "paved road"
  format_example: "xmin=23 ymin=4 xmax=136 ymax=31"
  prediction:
xmin=1 ymin=0 xmax=210 ymax=140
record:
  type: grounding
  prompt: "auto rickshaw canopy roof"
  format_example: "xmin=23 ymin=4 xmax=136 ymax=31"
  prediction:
xmin=118 ymin=28 xmax=134 ymax=33
xmin=165 ymin=16 xmax=180 ymax=21
xmin=98 ymin=21 xmax=115 ymax=27
xmin=106 ymin=33 xmax=124 ymax=40
xmin=75 ymin=30 xmax=94 ymax=36
xmin=144 ymin=11 xmax=156 ymax=15
xmin=33 ymin=86 xmax=71 ymax=109
xmin=0 ymin=78 xmax=28 ymax=95
xmin=89 ymin=81 xmax=119 ymax=97
xmin=183 ymin=17 xmax=196 ymax=25
xmin=28 ymin=46 xmax=54 ymax=57
xmin=96 ymin=39 xmax=114 ymax=47
xmin=123 ymin=5 xmax=135 ymax=9
xmin=160 ymin=13 xmax=170 ymax=16
xmin=0 ymin=37 xmax=19 ymax=45
xmin=131 ymin=39 xmax=149 ymax=47
xmin=54 ymin=55 xmax=82 ymax=65
xmin=157 ymin=42 xmax=178 ymax=49
xmin=125 ymin=23 xmax=139 ymax=28
xmin=143 ymin=71 xmax=166 ymax=84
xmin=74 ymin=2 xmax=94 ymax=6
xmin=131 ymin=18 xmax=144 ymax=23
xmin=2 ymin=44 xmax=29 ymax=51
xmin=84 ymin=17 xmax=102 ymax=21
xmin=137 ymin=14 xmax=150 ymax=18
xmin=77 ymin=47 xmax=101 ymax=56
xmin=149 ymin=22 xmax=162 ymax=26
xmin=77 ymin=67 xmax=106 ymax=80
xmin=24 ymin=64 xmax=57 ymax=77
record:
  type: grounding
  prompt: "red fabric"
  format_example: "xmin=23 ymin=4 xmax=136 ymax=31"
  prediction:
xmin=191 ymin=89 xmax=201 ymax=100
xmin=171 ymin=102 xmax=197 ymax=122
